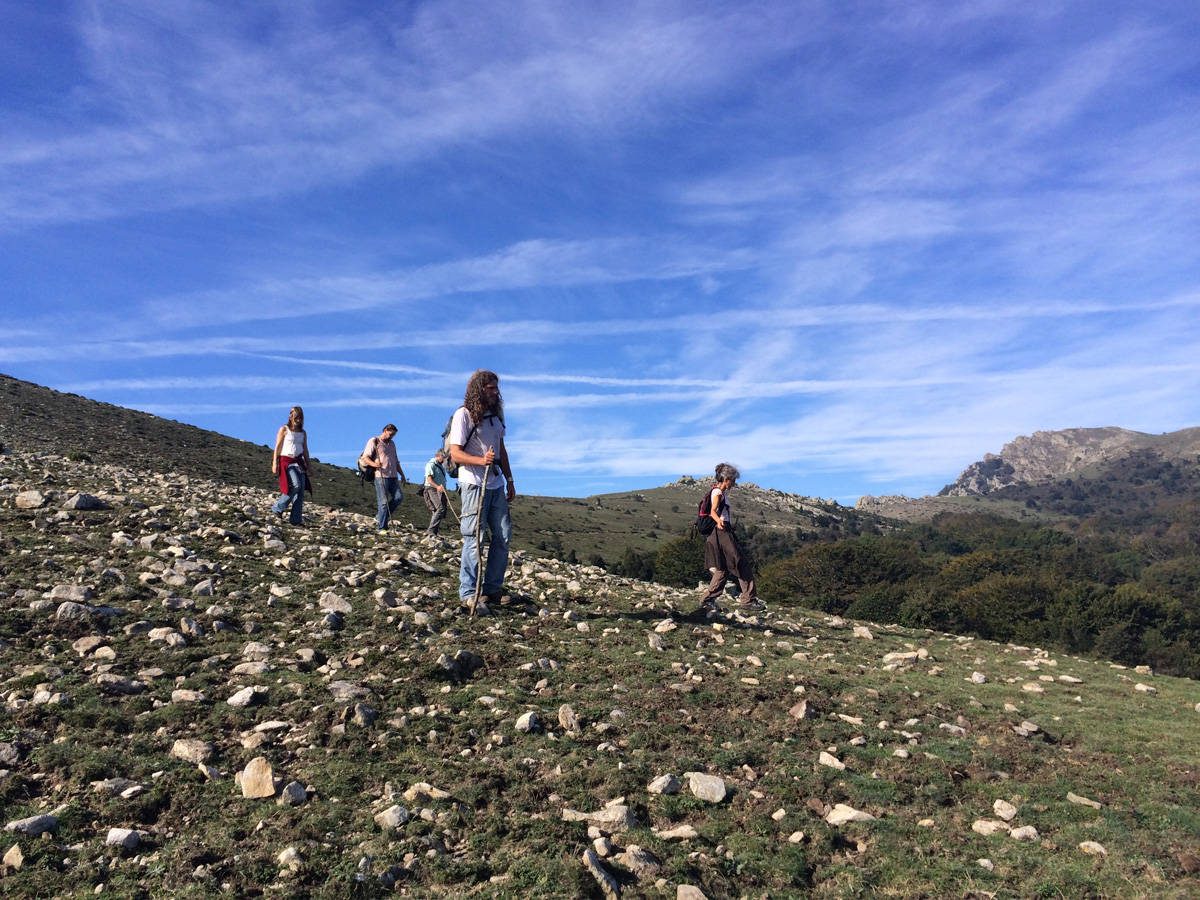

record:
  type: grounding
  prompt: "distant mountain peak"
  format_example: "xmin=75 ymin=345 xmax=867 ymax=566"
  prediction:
xmin=939 ymin=426 xmax=1200 ymax=496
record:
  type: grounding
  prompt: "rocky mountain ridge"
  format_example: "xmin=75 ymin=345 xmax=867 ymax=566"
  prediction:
xmin=939 ymin=426 xmax=1200 ymax=496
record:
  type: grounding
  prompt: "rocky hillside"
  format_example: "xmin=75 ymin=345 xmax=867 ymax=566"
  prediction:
xmin=2 ymin=448 xmax=1199 ymax=897
xmin=939 ymin=427 xmax=1200 ymax=496
xmin=0 ymin=373 xmax=867 ymax=567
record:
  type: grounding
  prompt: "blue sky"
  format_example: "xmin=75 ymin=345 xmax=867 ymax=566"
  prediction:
xmin=2 ymin=1 xmax=1199 ymax=502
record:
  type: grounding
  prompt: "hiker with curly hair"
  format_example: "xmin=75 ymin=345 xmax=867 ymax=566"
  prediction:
xmin=448 ymin=369 xmax=515 ymax=606
xmin=699 ymin=462 xmax=760 ymax=614
xmin=271 ymin=406 xmax=311 ymax=525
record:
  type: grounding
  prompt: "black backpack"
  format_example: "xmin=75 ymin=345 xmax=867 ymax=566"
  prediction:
xmin=696 ymin=484 xmax=720 ymax=535
xmin=357 ymin=437 xmax=381 ymax=486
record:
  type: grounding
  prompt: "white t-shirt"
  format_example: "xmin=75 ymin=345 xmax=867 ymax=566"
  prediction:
xmin=449 ymin=406 xmax=506 ymax=489
xmin=710 ymin=486 xmax=731 ymax=526
xmin=280 ymin=427 xmax=306 ymax=458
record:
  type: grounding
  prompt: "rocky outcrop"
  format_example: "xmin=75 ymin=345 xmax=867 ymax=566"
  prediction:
xmin=939 ymin=427 xmax=1200 ymax=496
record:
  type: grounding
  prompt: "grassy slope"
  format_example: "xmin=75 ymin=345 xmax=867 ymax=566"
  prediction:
xmin=1 ymin=450 xmax=1199 ymax=898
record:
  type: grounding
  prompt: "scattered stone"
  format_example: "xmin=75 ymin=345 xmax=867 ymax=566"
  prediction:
xmin=818 ymin=751 xmax=845 ymax=771
xmin=558 ymin=704 xmax=582 ymax=735
xmin=563 ymin=805 xmax=637 ymax=833
xmin=1009 ymin=825 xmax=1039 ymax=841
xmin=581 ymin=848 xmax=620 ymax=900
xmin=15 ymin=490 xmax=47 ymax=508
xmin=239 ymin=757 xmax=276 ymax=799
xmin=677 ymin=885 xmax=708 ymax=900
xmin=789 ymin=700 xmax=815 ymax=720
xmin=685 ymin=772 xmax=727 ymax=803
xmin=227 ymin=686 xmax=268 ymax=708
xmin=617 ymin=844 xmax=661 ymax=880
xmin=853 ymin=625 xmax=873 ymax=640
xmin=1079 ymin=841 xmax=1107 ymax=856
xmin=970 ymin=672 xmax=987 ymax=684
xmin=825 ymin=804 xmax=874 ymax=825
xmin=1134 ymin=683 xmax=1157 ymax=695
xmin=3 ymin=843 xmax=23 ymax=871
xmin=972 ymin=819 xmax=1010 ymax=836
xmin=328 ymin=681 xmax=371 ymax=702
xmin=374 ymin=805 xmax=410 ymax=830
xmin=278 ymin=781 xmax=308 ymax=806
xmin=993 ymin=799 xmax=1018 ymax=822
xmin=106 ymin=828 xmax=141 ymax=850
xmin=278 ymin=846 xmax=303 ymax=869
xmin=516 ymin=711 xmax=542 ymax=733
xmin=171 ymin=739 xmax=215 ymax=764
xmin=653 ymin=824 xmax=699 ymax=841
xmin=1067 ymin=792 xmax=1102 ymax=810
xmin=647 ymin=774 xmax=681 ymax=795
xmin=977 ymin=858 xmax=994 ymax=872
xmin=4 ymin=814 xmax=56 ymax=836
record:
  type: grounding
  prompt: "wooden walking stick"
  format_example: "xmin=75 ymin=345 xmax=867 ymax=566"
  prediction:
xmin=470 ymin=484 xmax=486 ymax=615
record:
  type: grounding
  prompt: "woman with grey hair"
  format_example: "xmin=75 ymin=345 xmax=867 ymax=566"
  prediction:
xmin=699 ymin=462 xmax=760 ymax=613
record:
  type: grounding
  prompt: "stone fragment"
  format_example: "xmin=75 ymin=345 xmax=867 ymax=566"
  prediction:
xmin=374 ymin=805 xmax=410 ymax=830
xmin=789 ymin=700 xmax=815 ymax=720
xmin=581 ymin=848 xmax=620 ymax=900
xmin=618 ymin=844 xmax=661 ymax=880
xmin=558 ymin=704 xmax=581 ymax=734
xmin=818 ymin=751 xmax=845 ymax=771
xmin=1079 ymin=841 xmax=1107 ymax=856
xmin=227 ymin=685 xmax=268 ymax=708
xmin=677 ymin=886 xmax=708 ymax=900
xmin=106 ymin=828 xmax=140 ymax=850
xmin=686 ymin=772 xmax=727 ymax=803
xmin=328 ymin=681 xmax=371 ymax=702
xmin=1009 ymin=825 xmax=1039 ymax=841
xmin=4 ymin=814 xmax=56 ymax=836
xmin=278 ymin=781 xmax=307 ymax=806
xmin=970 ymin=672 xmax=987 ymax=684
xmin=825 ymin=804 xmax=875 ymax=825
xmin=403 ymin=782 xmax=451 ymax=803
xmin=516 ymin=711 xmax=541 ymax=733
xmin=171 ymin=689 xmax=207 ymax=703
xmin=240 ymin=757 xmax=276 ymax=799
xmin=171 ymin=739 xmax=215 ymax=764
xmin=972 ymin=819 xmax=1009 ymax=836
xmin=1067 ymin=792 xmax=1102 ymax=810
xmin=3 ymin=843 xmax=23 ymax=871
xmin=977 ymin=858 xmax=994 ymax=871
xmin=1134 ymin=683 xmax=1157 ymax=695
xmin=94 ymin=674 xmax=144 ymax=695
xmin=654 ymin=824 xmax=699 ymax=841
xmin=15 ymin=490 xmax=47 ymax=508
xmin=648 ymin=633 xmax=664 ymax=651
xmin=852 ymin=626 xmax=873 ymax=640
xmin=63 ymin=492 xmax=106 ymax=510
xmin=993 ymin=799 xmax=1018 ymax=821
xmin=563 ymin=805 xmax=637 ymax=833
xmin=278 ymin=847 xmax=303 ymax=869
xmin=647 ymin=774 xmax=681 ymax=795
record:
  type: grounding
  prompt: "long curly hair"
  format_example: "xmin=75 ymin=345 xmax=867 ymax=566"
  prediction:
xmin=463 ymin=369 xmax=503 ymax=424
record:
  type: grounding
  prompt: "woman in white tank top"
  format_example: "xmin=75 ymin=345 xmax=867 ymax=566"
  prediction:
xmin=271 ymin=406 xmax=310 ymax=524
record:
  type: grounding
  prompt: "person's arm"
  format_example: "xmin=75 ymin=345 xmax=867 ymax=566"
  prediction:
xmin=272 ymin=426 xmax=286 ymax=474
xmin=361 ymin=438 xmax=380 ymax=468
xmin=497 ymin=439 xmax=515 ymax=501
xmin=710 ymin=488 xmax=725 ymax=530
xmin=450 ymin=443 xmax=495 ymax=468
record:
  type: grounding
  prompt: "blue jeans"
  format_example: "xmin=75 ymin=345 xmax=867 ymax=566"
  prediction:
xmin=375 ymin=476 xmax=403 ymax=530
xmin=459 ymin=484 xmax=511 ymax=600
xmin=272 ymin=463 xmax=306 ymax=524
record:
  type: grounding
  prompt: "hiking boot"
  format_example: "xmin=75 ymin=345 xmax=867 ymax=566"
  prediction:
xmin=738 ymin=599 xmax=764 ymax=611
